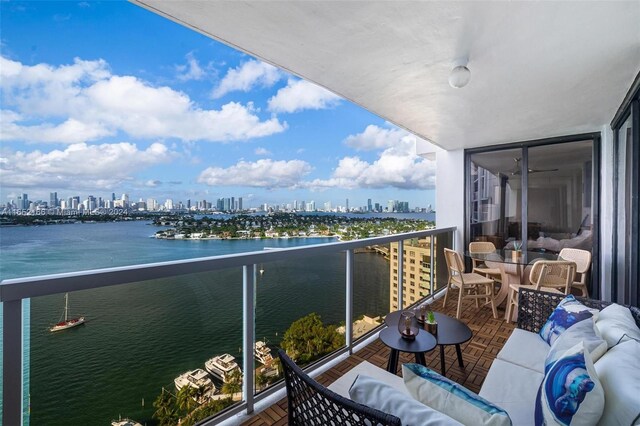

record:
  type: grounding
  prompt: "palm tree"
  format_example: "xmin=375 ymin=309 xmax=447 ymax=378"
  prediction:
xmin=152 ymin=388 xmax=178 ymax=426
xmin=176 ymin=385 xmax=198 ymax=414
xmin=221 ymin=369 xmax=243 ymax=396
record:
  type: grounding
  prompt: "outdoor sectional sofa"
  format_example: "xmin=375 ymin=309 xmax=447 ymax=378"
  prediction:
xmin=280 ymin=288 xmax=640 ymax=425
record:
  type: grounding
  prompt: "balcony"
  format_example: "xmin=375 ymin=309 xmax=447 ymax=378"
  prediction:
xmin=1 ymin=227 xmax=455 ymax=425
xmin=240 ymin=294 xmax=515 ymax=426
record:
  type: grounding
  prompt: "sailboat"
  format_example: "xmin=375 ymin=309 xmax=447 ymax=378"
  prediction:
xmin=50 ymin=293 xmax=85 ymax=332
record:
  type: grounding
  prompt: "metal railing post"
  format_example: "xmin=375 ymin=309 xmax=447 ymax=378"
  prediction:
xmin=345 ymin=249 xmax=354 ymax=354
xmin=397 ymin=240 xmax=404 ymax=309
xmin=3 ymin=299 xmax=23 ymax=426
xmin=242 ymin=265 xmax=255 ymax=414
xmin=430 ymin=235 xmax=435 ymax=300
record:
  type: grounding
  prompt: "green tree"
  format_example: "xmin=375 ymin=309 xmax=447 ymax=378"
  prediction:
xmin=176 ymin=385 xmax=198 ymax=414
xmin=221 ymin=369 xmax=243 ymax=395
xmin=152 ymin=388 xmax=178 ymax=426
xmin=281 ymin=313 xmax=345 ymax=364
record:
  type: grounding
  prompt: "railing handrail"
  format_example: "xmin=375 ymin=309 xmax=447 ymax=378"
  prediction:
xmin=0 ymin=227 xmax=455 ymax=302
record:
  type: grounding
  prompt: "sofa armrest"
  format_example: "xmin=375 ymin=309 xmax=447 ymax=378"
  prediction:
xmin=517 ymin=288 xmax=570 ymax=333
xmin=516 ymin=288 xmax=640 ymax=332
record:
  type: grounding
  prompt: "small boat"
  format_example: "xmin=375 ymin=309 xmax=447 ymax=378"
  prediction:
xmin=111 ymin=418 xmax=143 ymax=426
xmin=50 ymin=293 xmax=85 ymax=332
xmin=205 ymin=353 xmax=241 ymax=383
xmin=255 ymin=341 xmax=274 ymax=365
xmin=174 ymin=369 xmax=217 ymax=403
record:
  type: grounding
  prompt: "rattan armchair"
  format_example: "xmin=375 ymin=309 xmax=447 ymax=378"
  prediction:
xmin=469 ymin=241 xmax=502 ymax=283
xmin=559 ymin=248 xmax=592 ymax=297
xmin=506 ymin=260 xmax=577 ymax=323
xmin=278 ymin=350 xmax=401 ymax=426
xmin=442 ymin=248 xmax=498 ymax=319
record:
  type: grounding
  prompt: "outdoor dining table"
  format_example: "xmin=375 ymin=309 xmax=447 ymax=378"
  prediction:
xmin=463 ymin=249 xmax=558 ymax=311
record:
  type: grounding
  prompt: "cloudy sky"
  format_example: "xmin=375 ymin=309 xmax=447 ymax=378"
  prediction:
xmin=0 ymin=1 xmax=436 ymax=210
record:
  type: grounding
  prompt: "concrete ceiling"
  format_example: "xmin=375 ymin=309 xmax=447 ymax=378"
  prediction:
xmin=133 ymin=1 xmax=640 ymax=151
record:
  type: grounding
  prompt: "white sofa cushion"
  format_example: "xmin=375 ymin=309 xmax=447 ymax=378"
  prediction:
xmin=546 ymin=318 xmax=607 ymax=368
xmin=539 ymin=295 xmax=599 ymax=345
xmin=479 ymin=358 xmax=544 ymax=426
xmin=594 ymin=303 xmax=640 ymax=348
xmin=497 ymin=328 xmax=550 ymax=374
xmin=535 ymin=342 xmax=604 ymax=426
xmin=403 ymin=363 xmax=511 ymax=426
xmin=349 ymin=374 xmax=463 ymax=425
xmin=593 ymin=339 xmax=640 ymax=425
xmin=327 ymin=360 xmax=408 ymax=398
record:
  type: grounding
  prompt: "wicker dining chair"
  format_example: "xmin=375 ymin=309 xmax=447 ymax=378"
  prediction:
xmin=442 ymin=248 xmax=498 ymax=319
xmin=278 ymin=350 xmax=401 ymax=426
xmin=506 ymin=260 xmax=577 ymax=323
xmin=559 ymin=248 xmax=592 ymax=297
xmin=468 ymin=241 xmax=502 ymax=283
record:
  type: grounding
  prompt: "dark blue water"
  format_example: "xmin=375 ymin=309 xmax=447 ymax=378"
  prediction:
xmin=0 ymin=220 xmax=395 ymax=425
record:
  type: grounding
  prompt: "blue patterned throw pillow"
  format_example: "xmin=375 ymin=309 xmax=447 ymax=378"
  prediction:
xmin=535 ymin=342 xmax=604 ymax=426
xmin=403 ymin=363 xmax=511 ymax=426
xmin=539 ymin=295 xmax=599 ymax=345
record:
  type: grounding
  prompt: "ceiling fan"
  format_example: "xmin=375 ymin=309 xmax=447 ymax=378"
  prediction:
xmin=510 ymin=158 xmax=558 ymax=176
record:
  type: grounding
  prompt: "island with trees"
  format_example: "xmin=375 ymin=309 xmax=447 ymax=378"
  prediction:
xmin=154 ymin=213 xmax=434 ymax=241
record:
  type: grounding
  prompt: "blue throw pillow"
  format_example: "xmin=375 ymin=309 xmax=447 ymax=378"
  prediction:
xmin=403 ymin=363 xmax=511 ymax=426
xmin=539 ymin=295 xmax=599 ymax=345
xmin=535 ymin=342 xmax=604 ymax=426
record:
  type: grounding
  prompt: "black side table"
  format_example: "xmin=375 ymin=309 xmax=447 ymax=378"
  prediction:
xmin=385 ymin=310 xmax=472 ymax=376
xmin=379 ymin=327 xmax=436 ymax=374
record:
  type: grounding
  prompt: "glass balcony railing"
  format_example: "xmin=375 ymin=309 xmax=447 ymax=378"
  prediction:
xmin=1 ymin=227 xmax=455 ymax=425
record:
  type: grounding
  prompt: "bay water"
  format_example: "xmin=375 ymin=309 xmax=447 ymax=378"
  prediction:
xmin=0 ymin=216 xmax=421 ymax=425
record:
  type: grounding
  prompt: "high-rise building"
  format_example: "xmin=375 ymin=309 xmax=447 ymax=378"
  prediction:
xmin=324 ymin=201 xmax=331 ymax=211
xmin=164 ymin=199 xmax=174 ymax=210
xmin=306 ymin=201 xmax=315 ymax=211
xmin=49 ymin=192 xmax=58 ymax=209
xmin=367 ymin=198 xmax=372 ymax=212
xmin=187 ymin=199 xmax=191 ymax=210
xmin=223 ymin=198 xmax=231 ymax=211
xmin=238 ymin=197 xmax=243 ymax=211
xmin=389 ymin=239 xmax=437 ymax=311
xmin=346 ymin=198 xmax=349 ymax=211
xmin=121 ymin=193 xmax=129 ymax=208
xmin=147 ymin=198 xmax=157 ymax=211
xmin=87 ymin=195 xmax=96 ymax=211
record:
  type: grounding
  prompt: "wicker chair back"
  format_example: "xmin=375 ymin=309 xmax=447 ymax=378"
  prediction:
xmin=278 ymin=350 xmax=401 ymax=426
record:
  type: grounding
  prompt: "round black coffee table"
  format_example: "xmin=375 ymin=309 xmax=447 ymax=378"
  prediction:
xmin=385 ymin=310 xmax=472 ymax=376
xmin=379 ymin=327 xmax=436 ymax=374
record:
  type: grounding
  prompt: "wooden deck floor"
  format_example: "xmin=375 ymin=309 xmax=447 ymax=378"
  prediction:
xmin=241 ymin=295 xmax=516 ymax=426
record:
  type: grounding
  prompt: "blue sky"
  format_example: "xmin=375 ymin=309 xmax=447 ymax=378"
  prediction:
xmin=0 ymin=1 xmax=436 ymax=210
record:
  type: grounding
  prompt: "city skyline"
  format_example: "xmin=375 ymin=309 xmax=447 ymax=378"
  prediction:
xmin=0 ymin=2 xmax=437 ymax=210
xmin=4 ymin=190 xmax=431 ymax=214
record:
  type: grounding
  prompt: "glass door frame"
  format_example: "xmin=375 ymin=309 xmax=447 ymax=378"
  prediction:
xmin=464 ymin=132 xmax=602 ymax=297
xmin=611 ymin=71 xmax=640 ymax=307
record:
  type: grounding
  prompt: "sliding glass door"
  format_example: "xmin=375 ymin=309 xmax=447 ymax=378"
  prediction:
xmin=466 ymin=135 xmax=599 ymax=293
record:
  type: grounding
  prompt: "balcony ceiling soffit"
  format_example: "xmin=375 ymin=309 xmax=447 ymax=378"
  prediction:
xmin=133 ymin=1 xmax=640 ymax=151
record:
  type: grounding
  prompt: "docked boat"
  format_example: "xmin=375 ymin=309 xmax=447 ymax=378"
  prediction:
xmin=255 ymin=341 xmax=274 ymax=365
xmin=205 ymin=353 xmax=241 ymax=383
xmin=111 ymin=418 xmax=143 ymax=426
xmin=174 ymin=368 xmax=216 ymax=402
xmin=50 ymin=293 xmax=85 ymax=332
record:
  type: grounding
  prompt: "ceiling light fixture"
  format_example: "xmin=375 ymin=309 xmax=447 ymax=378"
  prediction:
xmin=449 ymin=60 xmax=471 ymax=88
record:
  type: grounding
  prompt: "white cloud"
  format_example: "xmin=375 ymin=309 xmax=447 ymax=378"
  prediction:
xmin=176 ymin=52 xmax=206 ymax=82
xmin=254 ymin=147 xmax=272 ymax=156
xmin=197 ymin=159 xmax=312 ymax=188
xmin=1 ymin=56 xmax=287 ymax=144
xmin=267 ymin=79 xmax=341 ymax=113
xmin=0 ymin=142 xmax=175 ymax=190
xmin=345 ymin=124 xmax=417 ymax=151
xmin=212 ymin=60 xmax=282 ymax=98
xmin=307 ymin=138 xmax=436 ymax=190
